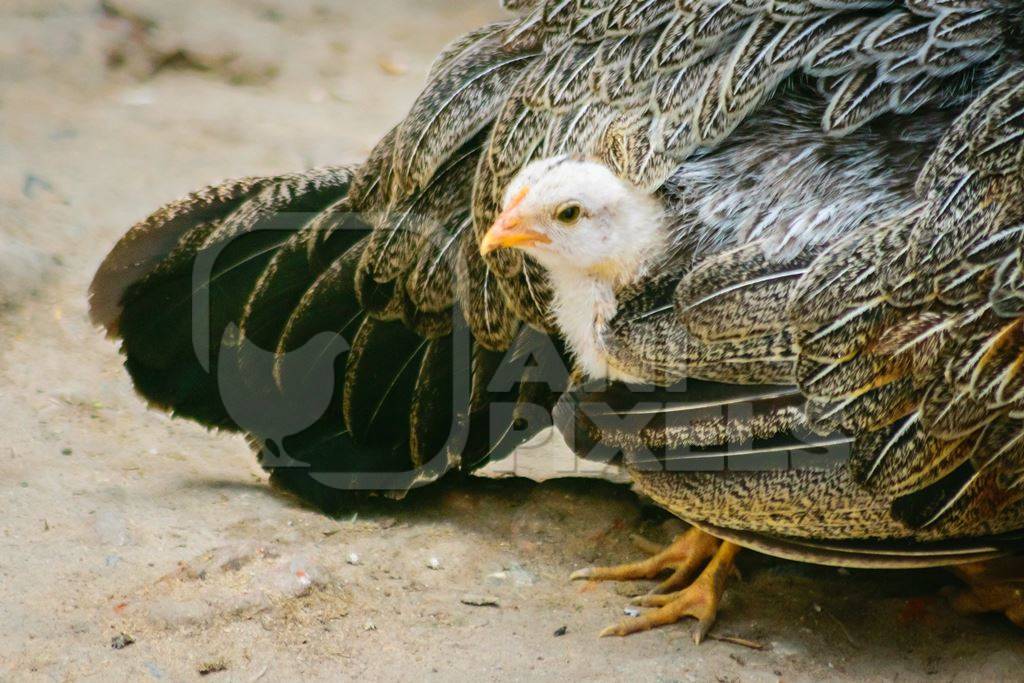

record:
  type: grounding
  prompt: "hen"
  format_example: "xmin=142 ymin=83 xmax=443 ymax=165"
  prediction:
xmin=91 ymin=0 xmax=1024 ymax=640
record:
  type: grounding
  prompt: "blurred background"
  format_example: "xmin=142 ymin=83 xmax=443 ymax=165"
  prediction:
xmin=3 ymin=2 xmax=1024 ymax=680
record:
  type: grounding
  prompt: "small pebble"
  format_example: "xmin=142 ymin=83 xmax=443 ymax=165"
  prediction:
xmin=347 ymin=552 xmax=360 ymax=566
xmin=427 ymin=557 xmax=441 ymax=570
xmin=120 ymin=88 xmax=155 ymax=106
xmin=377 ymin=55 xmax=409 ymax=76
xmin=623 ymin=607 xmax=641 ymax=618
xmin=553 ymin=626 xmax=568 ymax=637
xmin=111 ymin=633 xmax=135 ymax=650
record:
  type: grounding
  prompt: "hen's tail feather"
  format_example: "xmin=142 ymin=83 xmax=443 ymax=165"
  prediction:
xmin=104 ymin=168 xmax=354 ymax=430
xmin=89 ymin=174 xmax=284 ymax=336
xmin=90 ymin=166 xmax=566 ymax=507
xmin=240 ymin=199 xmax=366 ymax=361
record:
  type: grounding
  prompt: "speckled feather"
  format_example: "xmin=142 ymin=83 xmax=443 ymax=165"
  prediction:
xmin=577 ymin=64 xmax=1024 ymax=557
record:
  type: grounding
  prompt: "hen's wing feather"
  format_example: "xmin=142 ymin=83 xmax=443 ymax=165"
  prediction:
xmin=364 ymin=0 xmax=1014 ymax=351
xmin=583 ymin=64 xmax=1022 ymax=551
xmin=787 ymin=67 xmax=1024 ymax=522
xmin=559 ymin=5 xmax=1022 ymax=552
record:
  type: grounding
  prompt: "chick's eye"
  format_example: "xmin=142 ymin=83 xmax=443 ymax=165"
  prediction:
xmin=555 ymin=202 xmax=582 ymax=225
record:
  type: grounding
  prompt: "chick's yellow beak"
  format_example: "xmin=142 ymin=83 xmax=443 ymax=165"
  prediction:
xmin=479 ymin=187 xmax=551 ymax=256
xmin=479 ymin=214 xmax=551 ymax=256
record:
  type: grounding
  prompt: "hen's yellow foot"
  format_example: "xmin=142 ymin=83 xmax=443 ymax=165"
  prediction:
xmin=571 ymin=527 xmax=720 ymax=593
xmin=948 ymin=558 xmax=1024 ymax=627
xmin=572 ymin=528 xmax=739 ymax=642
xmin=600 ymin=541 xmax=740 ymax=642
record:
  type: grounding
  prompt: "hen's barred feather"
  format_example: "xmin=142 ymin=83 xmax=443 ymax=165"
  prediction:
xmin=92 ymin=2 xmax=1024 ymax=560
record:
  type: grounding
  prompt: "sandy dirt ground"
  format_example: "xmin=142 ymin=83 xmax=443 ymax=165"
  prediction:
xmin=3 ymin=1 xmax=1024 ymax=681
